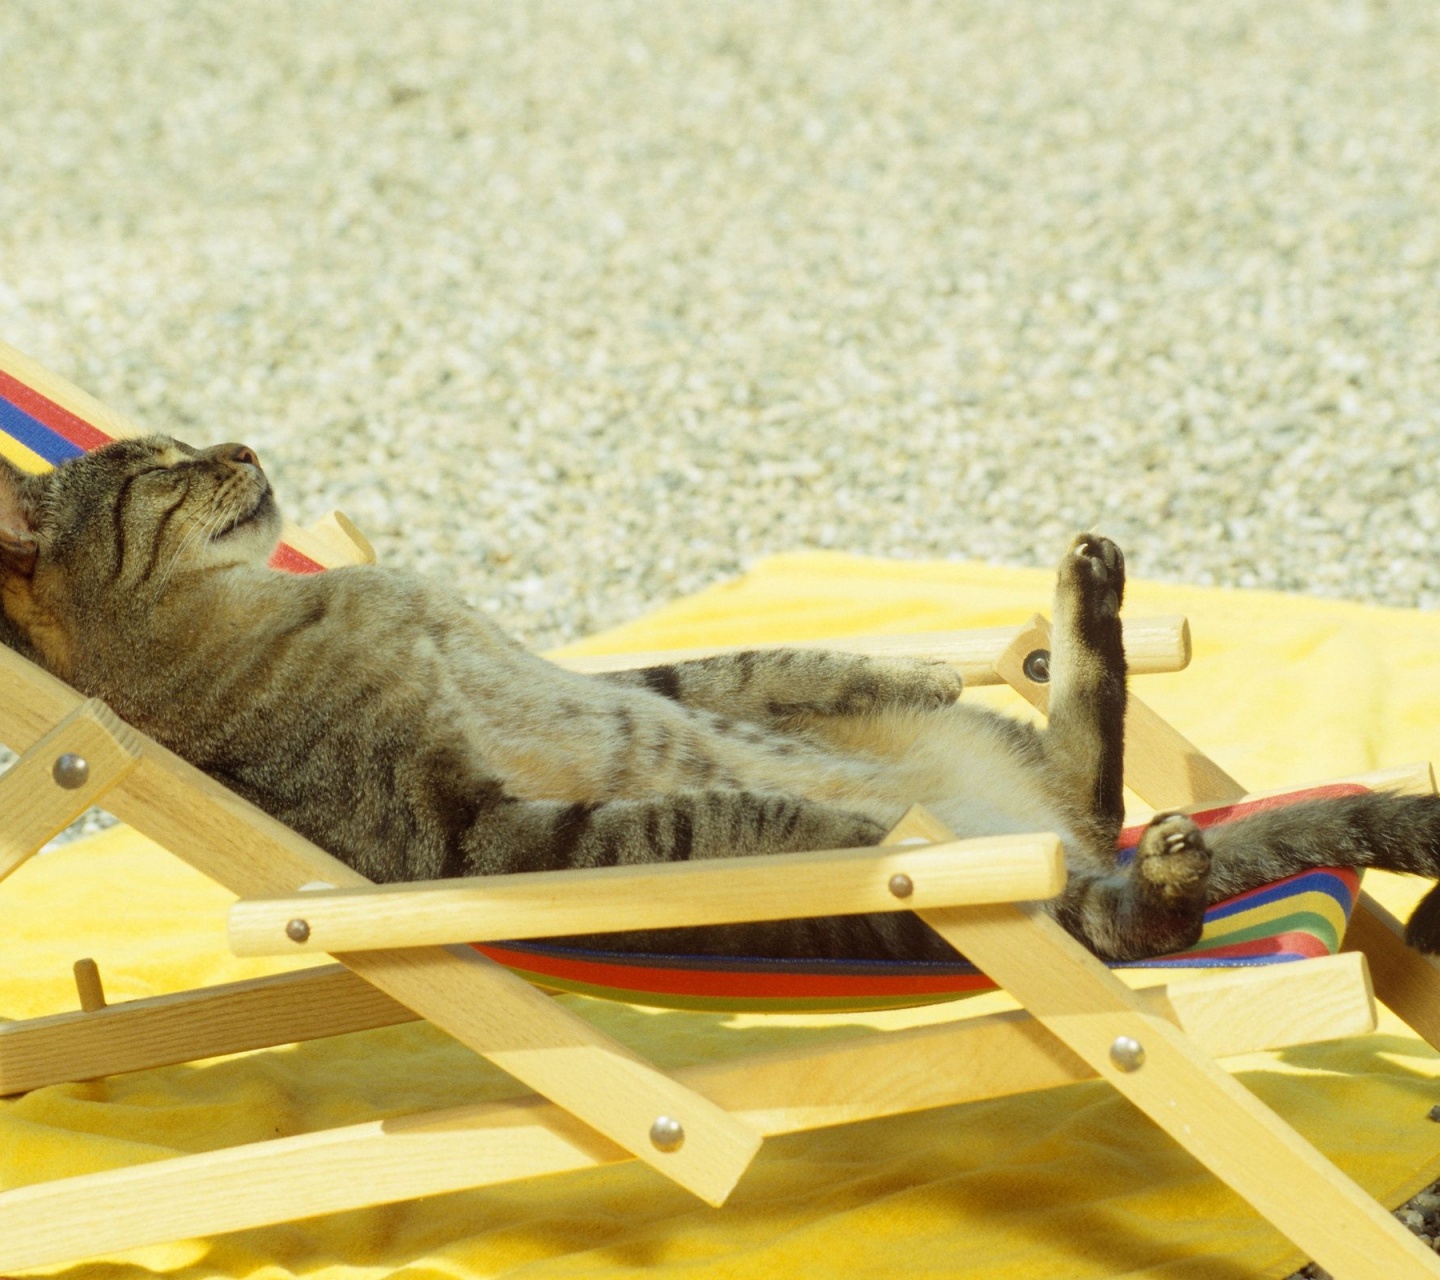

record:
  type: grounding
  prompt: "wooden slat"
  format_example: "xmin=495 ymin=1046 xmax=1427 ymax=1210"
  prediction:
xmin=283 ymin=510 xmax=375 ymax=567
xmin=0 ymin=940 xmax=1374 ymax=1099
xmin=228 ymin=833 xmax=1065 ymax=957
xmin=557 ymin=614 xmax=1190 ymax=685
xmin=1342 ymin=894 xmax=1440 ymax=1053
xmin=0 ymin=951 xmax=1377 ymax=1272
xmin=0 ymin=698 xmax=143 ymax=883
xmin=0 ymin=964 xmax=418 ymax=1096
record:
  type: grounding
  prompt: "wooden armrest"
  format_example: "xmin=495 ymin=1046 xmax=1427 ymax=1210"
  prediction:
xmin=281 ymin=510 xmax=376 ymax=568
xmin=228 ymin=828 xmax=1065 ymax=956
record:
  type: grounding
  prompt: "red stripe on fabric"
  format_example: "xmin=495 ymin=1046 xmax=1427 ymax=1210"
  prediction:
xmin=1171 ymin=933 xmax=1331 ymax=963
xmin=473 ymin=944 xmax=992 ymax=999
xmin=0 ymin=368 xmax=113 ymax=451
xmin=268 ymin=543 xmax=324 ymax=574
xmin=1117 ymin=783 xmax=1370 ymax=848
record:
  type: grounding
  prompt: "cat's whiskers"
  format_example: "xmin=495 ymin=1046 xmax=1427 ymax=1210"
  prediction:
xmin=151 ymin=504 xmax=225 ymax=597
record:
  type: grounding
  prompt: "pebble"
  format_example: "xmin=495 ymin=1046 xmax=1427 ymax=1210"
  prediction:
xmin=1 ymin=1 xmax=1439 ymax=1269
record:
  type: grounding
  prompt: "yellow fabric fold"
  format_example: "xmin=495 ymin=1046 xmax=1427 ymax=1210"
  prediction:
xmin=6 ymin=551 xmax=1440 ymax=1279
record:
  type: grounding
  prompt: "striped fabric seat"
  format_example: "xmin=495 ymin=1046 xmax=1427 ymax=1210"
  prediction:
xmin=0 ymin=365 xmax=1361 ymax=1015
xmin=475 ymin=786 xmax=1362 ymax=1014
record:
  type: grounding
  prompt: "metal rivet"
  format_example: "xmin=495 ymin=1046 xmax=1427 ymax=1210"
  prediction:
xmin=1021 ymin=649 xmax=1051 ymax=684
xmin=888 ymin=873 xmax=914 ymax=899
xmin=649 ymin=1115 xmax=685 ymax=1152
xmin=285 ymin=918 xmax=311 ymax=944
xmin=1110 ymin=1035 xmax=1146 ymax=1072
xmin=52 ymin=753 xmax=90 ymax=789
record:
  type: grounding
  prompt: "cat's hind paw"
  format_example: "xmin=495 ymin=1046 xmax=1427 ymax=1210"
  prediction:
xmin=1134 ymin=812 xmax=1211 ymax=904
xmin=1058 ymin=532 xmax=1125 ymax=620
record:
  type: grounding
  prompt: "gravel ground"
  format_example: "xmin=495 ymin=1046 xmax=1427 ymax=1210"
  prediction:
xmin=2 ymin=1 xmax=1439 ymax=651
xmin=2 ymin=1 xmax=1439 ymax=1272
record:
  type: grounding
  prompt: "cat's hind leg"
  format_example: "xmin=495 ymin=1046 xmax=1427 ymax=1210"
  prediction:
xmin=1043 ymin=533 xmax=1128 ymax=847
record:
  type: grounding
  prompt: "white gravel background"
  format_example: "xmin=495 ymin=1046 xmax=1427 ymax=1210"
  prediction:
xmin=2 ymin=2 xmax=1439 ymax=1272
xmin=2 ymin=1 xmax=1439 ymax=652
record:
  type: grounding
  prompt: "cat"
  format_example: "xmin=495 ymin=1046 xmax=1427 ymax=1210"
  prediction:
xmin=4 ymin=433 xmax=1440 ymax=964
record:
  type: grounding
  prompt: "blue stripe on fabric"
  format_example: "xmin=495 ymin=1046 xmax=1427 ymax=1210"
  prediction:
xmin=1203 ymin=869 xmax=1354 ymax=922
xmin=0 ymin=395 xmax=85 ymax=464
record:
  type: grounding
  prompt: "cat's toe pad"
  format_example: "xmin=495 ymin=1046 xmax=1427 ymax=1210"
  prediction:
xmin=1061 ymin=533 xmax=1125 ymax=616
xmin=1135 ymin=813 xmax=1210 ymax=900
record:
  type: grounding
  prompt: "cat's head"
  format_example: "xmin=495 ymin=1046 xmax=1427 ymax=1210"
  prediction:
xmin=0 ymin=434 xmax=281 ymax=674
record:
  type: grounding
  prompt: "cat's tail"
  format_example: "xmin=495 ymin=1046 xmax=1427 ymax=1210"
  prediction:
xmin=1198 ymin=790 xmax=1440 ymax=952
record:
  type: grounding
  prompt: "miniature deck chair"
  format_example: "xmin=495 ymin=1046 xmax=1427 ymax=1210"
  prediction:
xmin=2 ymin=340 xmax=1440 ymax=1279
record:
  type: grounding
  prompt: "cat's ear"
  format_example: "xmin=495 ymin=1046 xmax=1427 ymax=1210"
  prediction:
xmin=0 ymin=457 xmax=43 ymax=578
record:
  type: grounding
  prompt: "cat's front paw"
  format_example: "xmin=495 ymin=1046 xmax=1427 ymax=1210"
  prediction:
xmin=1057 ymin=533 xmax=1125 ymax=620
xmin=1134 ymin=812 xmax=1211 ymax=903
xmin=803 ymin=657 xmax=963 ymax=718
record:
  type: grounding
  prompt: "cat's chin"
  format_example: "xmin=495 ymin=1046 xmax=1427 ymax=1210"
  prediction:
xmin=204 ymin=490 xmax=283 ymax=565
xmin=212 ymin=488 xmax=277 ymax=542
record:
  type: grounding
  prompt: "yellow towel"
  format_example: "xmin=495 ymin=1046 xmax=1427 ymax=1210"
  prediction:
xmin=5 ymin=552 xmax=1440 ymax=1279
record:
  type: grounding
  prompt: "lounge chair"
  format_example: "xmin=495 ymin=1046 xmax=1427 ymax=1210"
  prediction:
xmin=1 ymin=339 xmax=1438 ymax=1279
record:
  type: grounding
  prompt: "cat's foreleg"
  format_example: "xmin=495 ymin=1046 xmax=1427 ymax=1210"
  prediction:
xmin=1195 ymin=791 xmax=1440 ymax=952
xmin=601 ymin=649 xmax=963 ymax=724
xmin=1048 ymin=812 xmax=1212 ymax=960
xmin=454 ymin=787 xmax=889 ymax=878
xmin=1042 ymin=533 xmax=1128 ymax=846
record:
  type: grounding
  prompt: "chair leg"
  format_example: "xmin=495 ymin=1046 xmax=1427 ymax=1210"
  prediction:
xmin=922 ymin=899 xmax=1440 ymax=1280
xmin=1345 ymin=891 xmax=1440 ymax=1053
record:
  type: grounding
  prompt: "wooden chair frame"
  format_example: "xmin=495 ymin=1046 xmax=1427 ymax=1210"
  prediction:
xmin=2 ymin=344 xmax=1440 ymax=1276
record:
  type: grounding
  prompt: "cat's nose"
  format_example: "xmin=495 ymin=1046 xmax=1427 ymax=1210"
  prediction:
xmin=217 ymin=443 xmax=261 ymax=469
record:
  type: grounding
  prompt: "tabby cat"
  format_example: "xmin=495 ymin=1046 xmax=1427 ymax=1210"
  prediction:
xmin=4 ymin=435 xmax=1440 ymax=963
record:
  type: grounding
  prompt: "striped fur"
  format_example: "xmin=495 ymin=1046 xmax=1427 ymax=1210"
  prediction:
xmin=5 ymin=436 xmax=1440 ymax=963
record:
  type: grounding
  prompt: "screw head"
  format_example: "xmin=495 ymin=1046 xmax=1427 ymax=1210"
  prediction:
xmin=1021 ymin=649 xmax=1051 ymax=684
xmin=285 ymin=918 xmax=312 ymax=944
xmin=888 ymin=873 xmax=915 ymax=899
xmin=52 ymin=753 xmax=91 ymax=790
xmin=649 ymin=1115 xmax=685 ymax=1153
xmin=1109 ymin=1035 xmax=1146 ymax=1072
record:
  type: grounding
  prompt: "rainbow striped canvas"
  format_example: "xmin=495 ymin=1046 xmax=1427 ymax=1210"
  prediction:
xmin=0 ymin=345 xmax=1364 ymax=1015
xmin=473 ymin=787 xmax=1365 ymax=1013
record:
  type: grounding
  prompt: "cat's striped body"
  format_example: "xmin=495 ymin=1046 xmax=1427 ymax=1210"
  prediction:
xmin=5 ymin=435 xmax=1440 ymax=963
